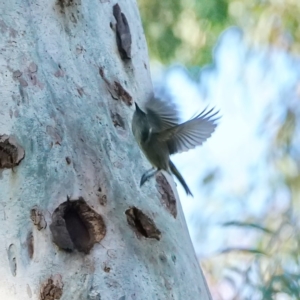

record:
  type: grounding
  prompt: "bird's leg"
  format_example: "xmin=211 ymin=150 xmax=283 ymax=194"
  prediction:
xmin=140 ymin=168 xmax=159 ymax=187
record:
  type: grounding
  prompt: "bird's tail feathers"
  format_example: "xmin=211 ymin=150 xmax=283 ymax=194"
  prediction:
xmin=169 ymin=160 xmax=193 ymax=196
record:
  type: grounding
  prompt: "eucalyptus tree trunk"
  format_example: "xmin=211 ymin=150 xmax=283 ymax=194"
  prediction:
xmin=0 ymin=0 xmax=212 ymax=299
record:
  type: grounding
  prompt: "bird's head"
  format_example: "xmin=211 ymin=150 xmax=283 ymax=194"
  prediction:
xmin=134 ymin=102 xmax=146 ymax=116
xmin=132 ymin=102 xmax=149 ymax=140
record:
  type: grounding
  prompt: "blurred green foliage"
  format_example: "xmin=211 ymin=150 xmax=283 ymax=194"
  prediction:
xmin=138 ymin=0 xmax=229 ymax=66
xmin=138 ymin=0 xmax=300 ymax=66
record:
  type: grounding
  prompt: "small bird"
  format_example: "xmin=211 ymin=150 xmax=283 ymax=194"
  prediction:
xmin=132 ymin=96 xmax=219 ymax=196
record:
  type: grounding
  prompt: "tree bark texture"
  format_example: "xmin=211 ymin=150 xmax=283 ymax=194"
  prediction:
xmin=0 ymin=0 xmax=212 ymax=299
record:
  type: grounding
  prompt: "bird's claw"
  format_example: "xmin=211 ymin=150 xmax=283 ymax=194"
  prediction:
xmin=140 ymin=168 xmax=158 ymax=187
xmin=140 ymin=173 xmax=149 ymax=187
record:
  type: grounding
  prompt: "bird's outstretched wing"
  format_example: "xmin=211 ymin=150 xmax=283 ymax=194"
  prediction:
xmin=145 ymin=96 xmax=180 ymax=131
xmin=157 ymin=107 xmax=220 ymax=155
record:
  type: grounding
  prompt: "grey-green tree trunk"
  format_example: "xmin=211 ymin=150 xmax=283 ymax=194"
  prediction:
xmin=0 ymin=0 xmax=212 ymax=299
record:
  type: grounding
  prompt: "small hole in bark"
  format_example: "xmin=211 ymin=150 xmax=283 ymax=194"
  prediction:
xmin=40 ymin=275 xmax=63 ymax=300
xmin=65 ymin=156 xmax=71 ymax=164
xmin=156 ymin=173 xmax=177 ymax=218
xmin=30 ymin=207 xmax=47 ymax=230
xmin=125 ymin=207 xmax=161 ymax=240
xmin=96 ymin=187 xmax=107 ymax=206
xmin=104 ymin=265 xmax=111 ymax=273
xmin=50 ymin=197 xmax=106 ymax=253
xmin=159 ymin=253 xmax=167 ymax=263
xmin=113 ymin=81 xmax=132 ymax=105
xmin=7 ymin=244 xmax=17 ymax=276
xmin=111 ymin=112 xmax=125 ymax=129
xmin=27 ymin=231 xmax=34 ymax=259
xmin=0 ymin=135 xmax=25 ymax=169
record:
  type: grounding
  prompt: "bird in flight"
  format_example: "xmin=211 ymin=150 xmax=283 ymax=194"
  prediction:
xmin=132 ymin=96 xmax=220 ymax=196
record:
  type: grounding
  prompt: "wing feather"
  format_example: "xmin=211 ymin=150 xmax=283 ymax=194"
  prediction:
xmin=145 ymin=96 xmax=180 ymax=131
xmin=157 ymin=107 xmax=220 ymax=154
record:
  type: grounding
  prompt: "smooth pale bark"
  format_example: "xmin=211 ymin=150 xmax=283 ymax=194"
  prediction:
xmin=0 ymin=0 xmax=212 ymax=299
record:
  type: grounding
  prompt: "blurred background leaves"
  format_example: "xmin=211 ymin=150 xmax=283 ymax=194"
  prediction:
xmin=139 ymin=0 xmax=300 ymax=66
xmin=137 ymin=0 xmax=300 ymax=299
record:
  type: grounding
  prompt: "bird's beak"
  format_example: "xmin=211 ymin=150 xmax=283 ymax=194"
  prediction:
xmin=134 ymin=102 xmax=146 ymax=115
xmin=135 ymin=102 xmax=143 ymax=112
